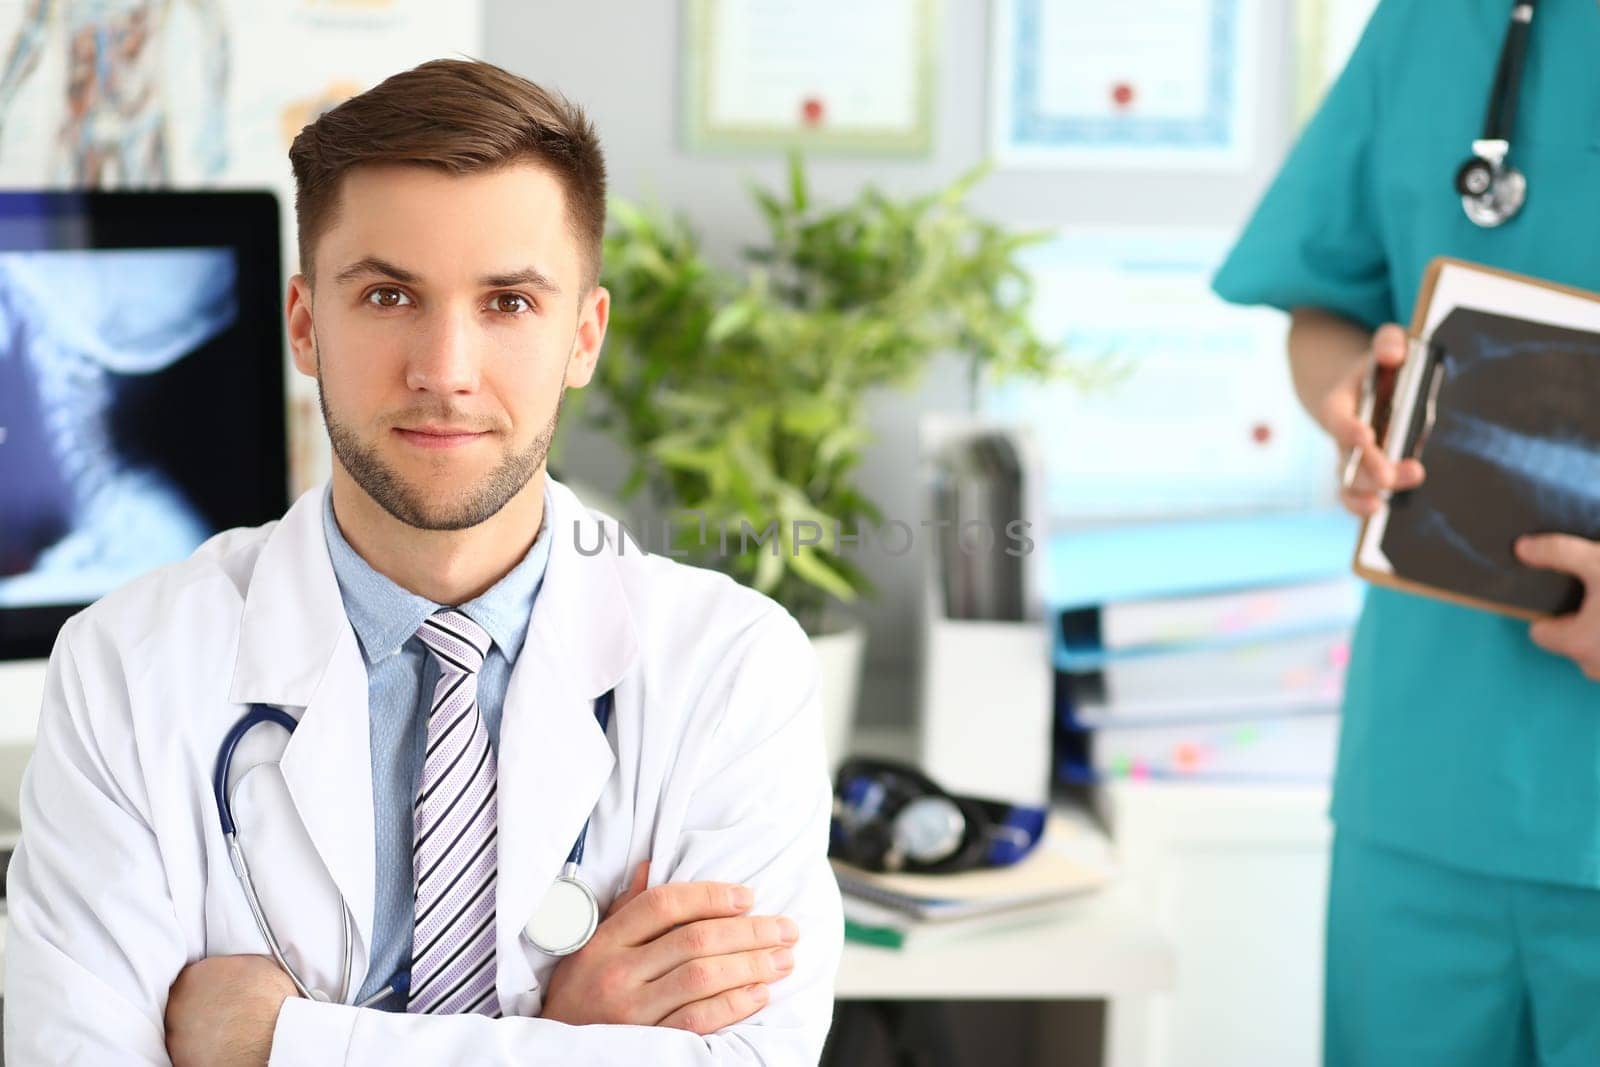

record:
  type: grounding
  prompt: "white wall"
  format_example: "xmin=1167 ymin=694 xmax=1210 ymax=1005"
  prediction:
xmin=497 ymin=0 xmax=1299 ymax=724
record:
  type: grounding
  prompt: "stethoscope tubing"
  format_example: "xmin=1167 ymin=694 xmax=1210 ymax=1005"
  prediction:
xmin=1481 ymin=1 xmax=1536 ymax=145
xmin=214 ymin=705 xmax=396 ymax=1005
xmin=212 ymin=705 xmax=297 ymax=836
xmin=1459 ymin=1 xmax=1537 ymax=226
xmin=214 ymin=689 xmax=615 ymax=1002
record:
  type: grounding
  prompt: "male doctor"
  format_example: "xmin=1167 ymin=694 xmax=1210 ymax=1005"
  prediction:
xmin=4 ymin=59 xmax=843 ymax=1065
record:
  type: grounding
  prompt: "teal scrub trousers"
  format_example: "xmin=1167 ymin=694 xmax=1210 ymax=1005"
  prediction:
xmin=1327 ymin=831 xmax=1600 ymax=1067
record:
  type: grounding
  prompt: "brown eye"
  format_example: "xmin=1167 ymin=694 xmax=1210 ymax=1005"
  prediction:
xmin=367 ymin=287 xmax=411 ymax=308
xmin=494 ymin=293 xmax=531 ymax=314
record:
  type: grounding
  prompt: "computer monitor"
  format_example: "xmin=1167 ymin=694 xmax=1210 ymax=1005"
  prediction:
xmin=0 ymin=191 xmax=288 ymax=661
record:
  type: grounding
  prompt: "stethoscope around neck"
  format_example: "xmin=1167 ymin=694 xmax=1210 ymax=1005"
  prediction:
xmin=212 ymin=690 xmax=615 ymax=1006
xmin=1455 ymin=1 xmax=1536 ymax=227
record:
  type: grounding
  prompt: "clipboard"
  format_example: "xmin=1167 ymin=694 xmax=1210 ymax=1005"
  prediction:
xmin=1352 ymin=257 xmax=1600 ymax=620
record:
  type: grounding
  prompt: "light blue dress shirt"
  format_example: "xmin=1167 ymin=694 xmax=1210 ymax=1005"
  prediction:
xmin=321 ymin=488 xmax=552 ymax=1006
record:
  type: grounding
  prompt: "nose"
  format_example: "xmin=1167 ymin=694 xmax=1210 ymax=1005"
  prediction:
xmin=404 ymin=306 xmax=480 ymax=395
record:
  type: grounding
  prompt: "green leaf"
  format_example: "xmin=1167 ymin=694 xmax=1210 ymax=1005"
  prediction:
xmin=608 ymin=198 xmax=647 ymax=232
xmin=707 ymin=300 xmax=756 ymax=343
xmin=787 ymin=151 xmax=809 ymax=213
xmin=788 ymin=548 xmax=859 ymax=602
xmin=815 ymin=424 xmax=870 ymax=470
xmin=778 ymin=397 xmax=841 ymax=437
xmin=649 ymin=433 xmax=722 ymax=472
xmin=752 ymin=537 xmax=785 ymax=592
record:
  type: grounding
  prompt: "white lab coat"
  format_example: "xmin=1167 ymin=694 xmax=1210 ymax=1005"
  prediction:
xmin=4 ymin=479 xmax=844 ymax=1066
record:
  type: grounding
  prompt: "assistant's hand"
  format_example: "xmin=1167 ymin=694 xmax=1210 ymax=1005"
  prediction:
xmin=1318 ymin=323 xmax=1426 ymax=517
xmin=540 ymin=861 xmax=799 ymax=1035
xmin=1515 ymin=535 xmax=1600 ymax=679
xmin=166 ymin=954 xmax=298 ymax=1067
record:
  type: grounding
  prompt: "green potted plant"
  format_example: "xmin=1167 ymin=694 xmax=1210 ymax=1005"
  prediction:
xmin=590 ymin=156 xmax=1068 ymax=763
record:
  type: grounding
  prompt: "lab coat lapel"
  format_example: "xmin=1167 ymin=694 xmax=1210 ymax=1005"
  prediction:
xmin=496 ymin=479 xmax=638 ymax=998
xmin=228 ymin=487 xmax=375 ymax=991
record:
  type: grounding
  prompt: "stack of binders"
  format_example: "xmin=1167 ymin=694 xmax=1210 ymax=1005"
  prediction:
xmin=1048 ymin=510 xmax=1362 ymax=784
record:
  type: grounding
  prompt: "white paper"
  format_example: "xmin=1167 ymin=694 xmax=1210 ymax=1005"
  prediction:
xmin=991 ymin=0 xmax=1259 ymax=169
xmin=982 ymin=229 xmax=1335 ymax=523
xmin=701 ymin=0 xmax=922 ymax=134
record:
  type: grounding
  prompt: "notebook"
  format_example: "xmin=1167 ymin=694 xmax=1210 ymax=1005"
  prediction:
xmin=1354 ymin=258 xmax=1600 ymax=619
xmin=830 ymin=809 xmax=1114 ymax=922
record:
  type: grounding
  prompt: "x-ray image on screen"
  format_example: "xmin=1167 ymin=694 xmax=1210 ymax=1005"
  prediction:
xmin=0 ymin=248 xmax=239 ymax=609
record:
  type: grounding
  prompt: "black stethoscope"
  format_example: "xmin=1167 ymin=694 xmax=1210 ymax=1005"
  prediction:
xmin=1454 ymin=1 xmax=1536 ymax=227
xmin=213 ymin=690 xmax=615 ymax=1004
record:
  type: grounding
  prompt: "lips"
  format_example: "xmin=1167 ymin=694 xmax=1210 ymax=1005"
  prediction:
xmin=395 ymin=426 xmax=487 ymax=450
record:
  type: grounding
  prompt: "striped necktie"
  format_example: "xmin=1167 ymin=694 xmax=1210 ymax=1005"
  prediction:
xmin=407 ymin=610 xmax=500 ymax=1016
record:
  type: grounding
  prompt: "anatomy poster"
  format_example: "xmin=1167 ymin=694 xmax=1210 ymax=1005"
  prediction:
xmin=0 ymin=0 xmax=481 ymax=493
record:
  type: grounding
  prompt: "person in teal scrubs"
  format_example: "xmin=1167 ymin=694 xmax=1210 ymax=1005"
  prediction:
xmin=1216 ymin=1 xmax=1600 ymax=1064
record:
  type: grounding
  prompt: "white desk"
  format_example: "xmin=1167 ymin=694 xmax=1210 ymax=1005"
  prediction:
xmin=828 ymin=725 xmax=1176 ymax=1067
xmin=835 ymin=885 xmax=1173 ymax=1002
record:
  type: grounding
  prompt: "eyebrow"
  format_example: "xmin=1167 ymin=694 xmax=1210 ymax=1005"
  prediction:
xmin=333 ymin=256 xmax=419 ymax=286
xmin=332 ymin=256 xmax=562 ymax=296
xmin=480 ymin=267 xmax=562 ymax=295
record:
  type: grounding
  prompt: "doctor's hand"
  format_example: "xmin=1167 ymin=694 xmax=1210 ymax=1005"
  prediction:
xmin=165 ymin=954 xmax=298 ymax=1067
xmin=1516 ymin=534 xmax=1600 ymax=679
xmin=1319 ymin=322 xmax=1426 ymax=517
xmin=540 ymin=861 xmax=799 ymax=1035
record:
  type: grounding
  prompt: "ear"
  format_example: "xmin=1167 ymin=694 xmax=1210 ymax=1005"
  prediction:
xmin=564 ymin=285 xmax=609 ymax=389
xmin=286 ymin=274 xmax=318 ymax=379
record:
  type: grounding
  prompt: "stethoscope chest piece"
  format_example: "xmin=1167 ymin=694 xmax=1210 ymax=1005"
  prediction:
xmin=1456 ymin=142 xmax=1526 ymax=228
xmin=524 ymin=862 xmax=600 ymax=956
xmin=1455 ymin=2 xmax=1536 ymax=228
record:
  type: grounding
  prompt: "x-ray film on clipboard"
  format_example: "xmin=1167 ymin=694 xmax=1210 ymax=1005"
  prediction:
xmin=1355 ymin=259 xmax=1600 ymax=618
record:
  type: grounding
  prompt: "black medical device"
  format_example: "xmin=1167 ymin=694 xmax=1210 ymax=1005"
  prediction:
xmin=1454 ymin=1 xmax=1536 ymax=227
xmin=829 ymin=757 xmax=1046 ymax=875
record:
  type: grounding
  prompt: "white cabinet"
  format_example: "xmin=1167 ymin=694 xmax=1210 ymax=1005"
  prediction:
xmin=1102 ymin=781 xmax=1332 ymax=1067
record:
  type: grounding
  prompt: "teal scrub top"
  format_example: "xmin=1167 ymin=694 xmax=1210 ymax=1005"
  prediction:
xmin=1215 ymin=0 xmax=1600 ymax=887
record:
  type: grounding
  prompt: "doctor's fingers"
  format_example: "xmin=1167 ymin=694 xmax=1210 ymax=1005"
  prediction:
xmin=605 ymin=861 xmax=651 ymax=919
xmin=1342 ymin=454 xmax=1424 ymax=497
xmin=605 ymin=881 xmax=756 ymax=947
xmin=1339 ymin=487 xmax=1384 ymax=519
xmin=638 ymin=914 xmax=800 ymax=982
xmin=1327 ymin=405 xmax=1376 ymax=451
xmin=1517 ymin=534 xmax=1600 ymax=583
xmin=657 ymin=984 xmax=772 ymax=1037
xmin=1370 ymin=323 xmax=1409 ymax=366
xmin=1327 ymin=414 xmax=1394 ymax=494
xmin=648 ymin=947 xmax=795 ymax=1028
xmin=1528 ymin=611 xmax=1600 ymax=679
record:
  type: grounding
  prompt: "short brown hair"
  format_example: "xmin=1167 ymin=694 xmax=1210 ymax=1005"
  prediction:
xmin=289 ymin=59 xmax=607 ymax=287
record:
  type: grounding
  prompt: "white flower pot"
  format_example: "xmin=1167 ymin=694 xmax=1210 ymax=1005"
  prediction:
xmin=809 ymin=624 xmax=866 ymax=772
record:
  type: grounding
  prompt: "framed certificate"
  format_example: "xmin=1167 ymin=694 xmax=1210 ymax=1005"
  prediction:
xmin=990 ymin=0 xmax=1260 ymax=170
xmin=683 ymin=0 xmax=936 ymax=156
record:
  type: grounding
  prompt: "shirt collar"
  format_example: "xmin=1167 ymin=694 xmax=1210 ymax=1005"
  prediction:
xmin=321 ymin=486 xmax=553 ymax=665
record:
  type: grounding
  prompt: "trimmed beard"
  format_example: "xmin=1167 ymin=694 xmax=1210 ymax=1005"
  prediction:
xmin=317 ymin=353 xmax=562 ymax=532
